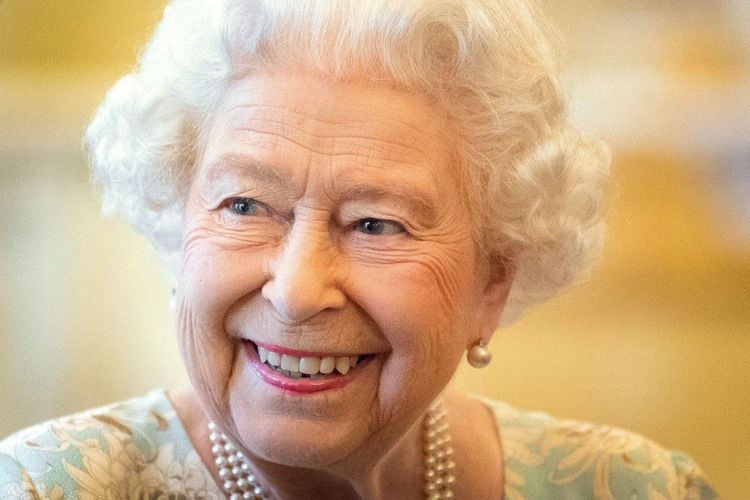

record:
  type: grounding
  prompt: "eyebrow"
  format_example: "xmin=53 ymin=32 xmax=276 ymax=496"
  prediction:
xmin=203 ymin=152 xmax=297 ymax=193
xmin=335 ymin=182 xmax=439 ymax=222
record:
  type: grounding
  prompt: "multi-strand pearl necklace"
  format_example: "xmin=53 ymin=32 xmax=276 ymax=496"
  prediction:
xmin=422 ymin=399 xmax=456 ymax=499
xmin=208 ymin=399 xmax=455 ymax=499
xmin=208 ymin=422 xmax=269 ymax=500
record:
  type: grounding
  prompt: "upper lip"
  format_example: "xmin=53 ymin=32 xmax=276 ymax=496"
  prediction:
xmin=247 ymin=339 xmax=380 ymax=358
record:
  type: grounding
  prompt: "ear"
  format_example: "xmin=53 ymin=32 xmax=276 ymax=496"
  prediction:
xmin=474 ymin=257 xmax=515 ymax=342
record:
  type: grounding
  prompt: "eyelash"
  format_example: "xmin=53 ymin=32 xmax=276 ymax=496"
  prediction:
xmin=224 ymin=197 xmax=406 ymax=236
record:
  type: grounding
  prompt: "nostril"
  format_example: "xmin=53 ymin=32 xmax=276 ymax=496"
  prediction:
xmin=261 ymin=274 xmax=346 ymax=323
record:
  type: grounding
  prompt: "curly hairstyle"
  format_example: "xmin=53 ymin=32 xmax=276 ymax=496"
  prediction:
xmin=85 ymin=0 xmax=610 ymax=325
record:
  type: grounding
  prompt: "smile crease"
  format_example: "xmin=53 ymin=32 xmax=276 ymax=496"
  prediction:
xmin=253 ymin=343 xmax=369 ymax=379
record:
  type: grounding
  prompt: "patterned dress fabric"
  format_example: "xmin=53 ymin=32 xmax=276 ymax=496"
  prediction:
xmin=0 ymin=390 xmax=717 ymax=499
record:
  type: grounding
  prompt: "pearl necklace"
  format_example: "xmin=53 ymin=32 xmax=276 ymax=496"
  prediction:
xmin=208 ymin=399 xmax=455 ymax=499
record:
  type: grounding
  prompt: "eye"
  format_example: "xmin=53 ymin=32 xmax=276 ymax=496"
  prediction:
xmin=356 ymin=218 xmax=404 ymax=236
xmin=229 ymin=197 xmax=262 ymax=216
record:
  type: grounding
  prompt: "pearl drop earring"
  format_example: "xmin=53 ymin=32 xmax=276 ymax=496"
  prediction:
xmin=467 ymin=340 xmax=492 ymax=368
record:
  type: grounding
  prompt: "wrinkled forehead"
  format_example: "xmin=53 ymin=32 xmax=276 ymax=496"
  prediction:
xmin=208 ymin=74 xmax=454 ymax=152
xmin=195 ymin=73 xmax=463 ymax=199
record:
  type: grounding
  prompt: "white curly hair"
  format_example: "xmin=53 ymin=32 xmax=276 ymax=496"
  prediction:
xmin=85 ymin=0 xmax=610 ymax=326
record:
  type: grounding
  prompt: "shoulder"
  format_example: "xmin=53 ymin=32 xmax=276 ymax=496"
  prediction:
xmin=478 ymin=398 xmax=718 ymax=499
xmin=0 ymin=390 xmax=221 ymax=499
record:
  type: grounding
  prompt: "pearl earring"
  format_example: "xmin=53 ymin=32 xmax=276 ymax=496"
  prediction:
xmin=467 ymin=340 xmax=492 ymax=368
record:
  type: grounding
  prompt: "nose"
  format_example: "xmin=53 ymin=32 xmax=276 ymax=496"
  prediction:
xmin=261 ymin=219 xmax=347 ymax=323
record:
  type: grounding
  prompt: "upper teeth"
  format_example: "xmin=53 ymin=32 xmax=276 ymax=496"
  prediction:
xmin=258 ymin=346 xmax=359 ymax=376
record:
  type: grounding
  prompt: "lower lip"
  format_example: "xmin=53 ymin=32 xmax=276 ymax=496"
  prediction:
xmin=243 ymin=342 xmax=370 ymax=395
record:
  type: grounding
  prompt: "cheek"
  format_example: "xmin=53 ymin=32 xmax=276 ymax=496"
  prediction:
xmin=176 ymin=224 xmax=271 ymax=415
xmin=347 ymin=257 xmax=472 ymax=405
xmin=352 ymin=250 xmax=476 ymax=339
xmin=179 ymin=223 xmax=272 ymax=321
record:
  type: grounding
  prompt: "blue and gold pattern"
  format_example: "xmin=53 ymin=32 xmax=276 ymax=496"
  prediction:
xmin=0 ymin=392 xmax=716 ymax=499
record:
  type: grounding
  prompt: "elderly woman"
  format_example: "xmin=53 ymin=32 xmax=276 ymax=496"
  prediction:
xmin=0 ymin=0 xmax=716 ymax=498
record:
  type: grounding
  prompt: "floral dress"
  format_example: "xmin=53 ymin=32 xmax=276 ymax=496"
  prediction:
xmin=482 ymin=399 xmax=717 ymax=499
xmin=0 ymin=390 xmax=717 ymax=499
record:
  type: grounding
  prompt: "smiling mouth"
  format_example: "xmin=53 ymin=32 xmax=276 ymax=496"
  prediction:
xmin=246 ymin=341 xmax=374 ymax=380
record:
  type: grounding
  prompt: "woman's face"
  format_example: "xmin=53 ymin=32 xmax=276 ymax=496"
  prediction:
xmin=177 ymin=73 xmax=505 ymax=468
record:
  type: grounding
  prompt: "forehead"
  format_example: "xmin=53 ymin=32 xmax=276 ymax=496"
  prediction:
xmin=197 ymin=73 xmax=461 ymax=200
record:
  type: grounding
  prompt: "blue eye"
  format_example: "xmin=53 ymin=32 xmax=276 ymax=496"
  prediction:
xmin=357 ymin=218 xmax=404 ymax=236
xmin=230 ymin=198 xmax=260 ymax=216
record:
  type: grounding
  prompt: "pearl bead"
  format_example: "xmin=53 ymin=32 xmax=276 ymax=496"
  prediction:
xmin=467 ymin=343 xmax=492 ymax=368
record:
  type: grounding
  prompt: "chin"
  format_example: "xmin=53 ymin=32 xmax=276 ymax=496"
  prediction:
xmin=219 ymin=344 xmax=387 ymax=468
xmin=233 ymin=414 xmax=366 ymax=469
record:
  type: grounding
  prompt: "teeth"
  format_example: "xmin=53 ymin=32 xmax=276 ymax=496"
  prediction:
xmin=255 ymin=345 xmax=364 ymax=378
xmin=267 ymin=351 xmax=281 ymax=367
xmin=319 ymin=357 xmax=335 ymax=374
xmin=280 ymin=354 xmax=300 ymax=372
xmin=299 ymin=357 xmax=321 ymax=375
xmin=335 ymin=357 xmax=350 ymax=375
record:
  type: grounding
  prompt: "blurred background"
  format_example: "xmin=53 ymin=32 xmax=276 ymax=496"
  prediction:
xmin=1 ymin=1 xmax=748 ymax=497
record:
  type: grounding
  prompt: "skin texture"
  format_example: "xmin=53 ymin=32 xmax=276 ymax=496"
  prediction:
xmin=173 ymin=73 xmax=512 ymax=498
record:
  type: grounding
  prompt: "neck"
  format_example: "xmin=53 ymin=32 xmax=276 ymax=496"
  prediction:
xmin=247 ymin=410 xmax=426 ymax=499
xmin=170 ymin=388 xmax=427 ymax=500
xmin=349 ymin=415 xmax=426 ymax=499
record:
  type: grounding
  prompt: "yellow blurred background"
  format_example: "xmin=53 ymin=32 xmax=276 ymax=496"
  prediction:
xmin=1 ymin=1 xmax=748 ymax=497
